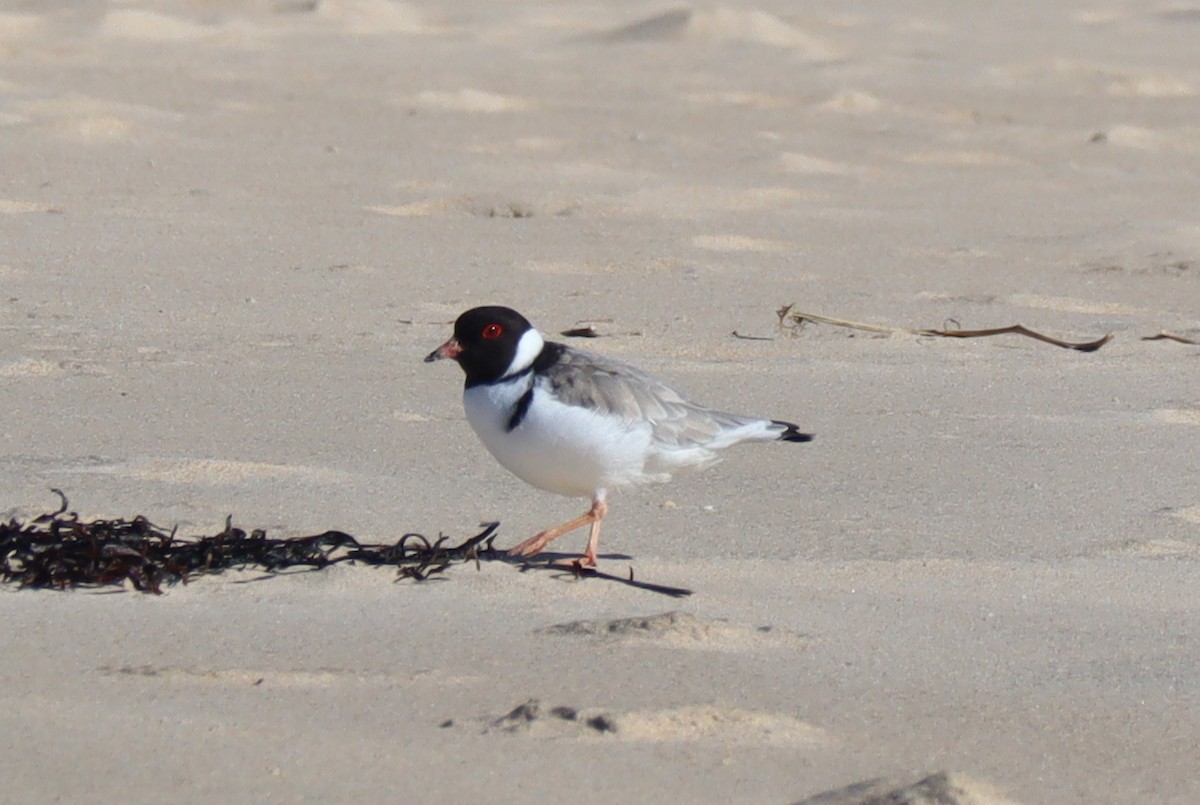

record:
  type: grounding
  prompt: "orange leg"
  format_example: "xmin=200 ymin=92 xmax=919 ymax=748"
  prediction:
xmin=507 ymin=496 xmax=608 ymax=566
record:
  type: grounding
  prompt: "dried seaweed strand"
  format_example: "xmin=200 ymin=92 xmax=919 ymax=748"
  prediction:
xmin=1 ymin=492 xmax=691 ymax=597
xmin=924 ymin=324 xmax=1112 ymax=352
xmin=0 ymin=490 xmax=500 ymax=594
xmin=778 ymin=304 xmax=1112 ymax=352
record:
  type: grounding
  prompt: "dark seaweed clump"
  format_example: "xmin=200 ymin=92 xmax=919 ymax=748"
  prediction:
xmin=0 ymin=490 xmax=499 ymax=594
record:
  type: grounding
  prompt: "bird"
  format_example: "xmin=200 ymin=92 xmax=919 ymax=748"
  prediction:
xmin=424 ymin=306 xmax=813 ymax=566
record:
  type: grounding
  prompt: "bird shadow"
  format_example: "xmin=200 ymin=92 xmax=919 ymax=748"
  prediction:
xmin=482 ymin=550 xmax=694 ymax=598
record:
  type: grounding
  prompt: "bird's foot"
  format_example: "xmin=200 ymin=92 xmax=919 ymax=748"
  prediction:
xmin=507 ymin=541 xmax=597 ymax=568
xmin=545 ymin=554 xmax=598 ymax=573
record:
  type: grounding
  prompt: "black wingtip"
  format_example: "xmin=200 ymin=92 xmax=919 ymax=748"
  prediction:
xmin=772 ymin=420 xmax=814 ymax=443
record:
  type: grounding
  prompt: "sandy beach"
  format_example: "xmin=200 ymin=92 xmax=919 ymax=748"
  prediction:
xmin=2 ymin=1 xmax=1198 ymax=801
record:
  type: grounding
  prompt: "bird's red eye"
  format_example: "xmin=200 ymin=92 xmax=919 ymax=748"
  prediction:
xmin=482 ymin=323 xmax=503 ymax=340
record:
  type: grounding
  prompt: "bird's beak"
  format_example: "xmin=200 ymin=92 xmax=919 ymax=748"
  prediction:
xmin=424 ymin=337 xmax=463 ymax=363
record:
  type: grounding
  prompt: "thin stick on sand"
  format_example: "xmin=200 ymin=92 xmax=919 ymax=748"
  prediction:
xmin=1141 ymin=331 xmax=1200 ymax=345
xmin=776 ymin=304 xmax=1114 ymax=352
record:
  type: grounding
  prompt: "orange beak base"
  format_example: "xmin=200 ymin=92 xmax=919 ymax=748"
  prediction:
xmin=424 ymin=337 xmax=463 ymax=363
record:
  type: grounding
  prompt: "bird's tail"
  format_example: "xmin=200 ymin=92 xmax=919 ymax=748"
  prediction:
xmin=771 ymin=420 xmax=814 ymax=443
xmin=704 ymin=413 xmax=814 ymax=448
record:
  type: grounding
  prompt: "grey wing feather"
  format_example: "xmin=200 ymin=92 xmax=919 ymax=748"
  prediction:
xmin=536 ymin=344 xmax=758 ymax=448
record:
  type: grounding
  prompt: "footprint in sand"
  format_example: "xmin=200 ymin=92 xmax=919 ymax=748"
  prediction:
xmin=537 ymin=610 xmax=810 ymax=651
xmin=483 ymin=697 xmax=825 ymax=747
xmin=795 ymin=771 xmax=1022 ymax=805
xmin=613 ymin=704 xmax=826 ymax=747
xmin=589 ymin=7 xmax=838 ymax=60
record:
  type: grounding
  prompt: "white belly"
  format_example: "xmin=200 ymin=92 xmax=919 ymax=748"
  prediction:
xmin=463 ymin=379 xmax=661 ymax=498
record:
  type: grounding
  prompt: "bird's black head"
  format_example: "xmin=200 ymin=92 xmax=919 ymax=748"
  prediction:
xmin=424 ymin=306 xmax=541 ymax=386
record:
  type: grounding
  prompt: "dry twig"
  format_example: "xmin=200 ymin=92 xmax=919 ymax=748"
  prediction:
xmin=1141 ymin=331 xmax=1200 ymax=345
xmin=776 ymin=304 xmax=1113 ymax=352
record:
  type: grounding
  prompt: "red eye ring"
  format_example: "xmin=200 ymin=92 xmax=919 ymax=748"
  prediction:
xmin=482 ymin=323 xmax=503 ymax=340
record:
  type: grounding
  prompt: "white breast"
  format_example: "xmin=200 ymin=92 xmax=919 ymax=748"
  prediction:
xmin=462 ymin=377 xmax=665 ymax=498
